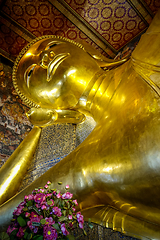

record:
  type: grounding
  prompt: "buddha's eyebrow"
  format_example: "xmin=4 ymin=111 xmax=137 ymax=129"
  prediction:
xmin=45 ymin=41 xmax=64 ymax=50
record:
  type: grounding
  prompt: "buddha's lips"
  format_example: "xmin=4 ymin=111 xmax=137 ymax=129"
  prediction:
xmin=47 ymin=53 xmax=70 ymax=82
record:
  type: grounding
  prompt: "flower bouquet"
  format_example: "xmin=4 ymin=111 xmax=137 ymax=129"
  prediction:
xmin=5 ymin=182 xmax=86 ymax=240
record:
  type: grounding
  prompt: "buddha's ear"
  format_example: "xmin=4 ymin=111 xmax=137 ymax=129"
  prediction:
xmin=81 ymin=40 xmax=130 ymax=69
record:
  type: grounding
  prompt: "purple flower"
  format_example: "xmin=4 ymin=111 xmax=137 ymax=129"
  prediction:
xmin=52 ymin=207 xmax=62 ymax=217
xmin=34 ymin=193 xmax=46 ymax=204
xmin=16 ymin=227 xmax=26 ymax=238
xmin=27 ymin=220 xmax=38 ymax=233
xmin=62 ymin=192 xmax=73 ymax=200
xmin=13 ymin=202 xmax=26 ymax=216
xmin=45 ymin=217 xmax=55 ymax=226
xmin=61 ymin=223 xmax=69 ymax=236
xmin=76 ymin=212 xmax=84 ymax=229
xmin=43 ymin=226 xmax=58 ymax=240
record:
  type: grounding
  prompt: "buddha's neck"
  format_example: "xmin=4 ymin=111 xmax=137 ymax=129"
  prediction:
xmin=77 ymin=69 xmax=118 ymax=123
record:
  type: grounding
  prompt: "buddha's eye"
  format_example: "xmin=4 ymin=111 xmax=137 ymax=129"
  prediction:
xmin=48 ymin=43 xmax=58 ymax=49
xmin=24 ymin=64 xmax=36 ymax=87
xmin=28 ymin=68 xmax=33 ymax=77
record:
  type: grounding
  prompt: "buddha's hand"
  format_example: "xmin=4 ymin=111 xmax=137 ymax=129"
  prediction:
xmin=26 ymin=107 xmax=58 ymax=127
xmin=26 ymin=108 xmax=86 ymax=126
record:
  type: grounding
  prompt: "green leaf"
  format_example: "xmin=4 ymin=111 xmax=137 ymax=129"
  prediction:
xmin=32 ymin=206 xmax=41 ymax=215
xmin=58 ymin=216 xmax=68 ymax=222
xmin=47 ymin=200 xmax=53 ymax=205
xmin=32 ymin=235 xmax=43 ymax=240
xmin=58 ymin=182 xmax=62 ymax=185
xmin=17 ymin=215 xmax=27 ymax=227
xmin=10 ymin=229 xmax=18 ymax=240
xmin=63 ymin=210 xmax=66 ymax=216
xmin=52 ymin=223 xmax=61 ymax=231
xmin=88 ymin=218 xmax=94 ymax=229
xmin=24 ymin=231 xmax=29 ymax=239
xmin=67 ymin=234 xmax=75 ymax=240
xmin=26 ymin=200 xmax=33 ymax=207
xmin=27 ymin=233 xmax=33 ymax=240
xmin=69 ymin=210 xmax=72 ymax=215
xmin=0 ymin=232 xmax=10 ymax=240
xmin=23 ymin=207 xmax=28 ymax=212
xmin=40 ymin=218 xmax=46 ymax=225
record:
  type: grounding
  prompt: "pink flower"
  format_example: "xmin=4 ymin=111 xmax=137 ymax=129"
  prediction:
xmin=30 ymin=212 xmax=42 ymax=223
xmin=72 ymin=207 xmax=76 ymax=212
xmin=61 ymin=223 xmax=69 ymax=236
xmin=73 ymin=199 xmax=78 ymax=206
xmin=7 ymin=225 xmax=17 ymax=235
xmin=38 ymin=188 xmax=45 ymax=193
xmin=16 ymin=227 xmax=26 ymax=238
xmin=46 ymin=193 xmax=52 ymax=197
xmin=42 ymin=204 xmax=47 ymax=210
xmin=56 ymin=193 xmax=61 ymax=199
xmin=47 ymin=181 xmax=51 ymax=185
xmin=52 ymin=207 xmax=62 ymax=217
xmin=34 ymin=193 xmax=46 ymax=204
xmin=65 ymin=185 xmax=69 ymax=189
xmin=69 ymin=222 xmax=74 ymax=229
xmin=44 ymin=184 xmax=49 ymax=189
xmin=13 ymin=202 xmax=25 ymax=216
xmin=68 ymin=215 xmax=72 ymax=220
xmin=25 ymin=212 xmax=30 ymax=217
xmin=62 ymin=192 xmax=73 ymax=200
xmin=43 ymin=226 xmax=58 ymax=240
xmin=24 ymin=194 xmax=34 ymax=200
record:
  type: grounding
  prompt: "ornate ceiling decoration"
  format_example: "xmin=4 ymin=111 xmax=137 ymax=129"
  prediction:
xmin=0 ymin=0 xmax=159 ymax=62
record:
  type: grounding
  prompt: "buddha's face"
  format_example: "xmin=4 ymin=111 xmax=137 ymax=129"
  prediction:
xmin=15 ymin=37 xmax=100 ymax=109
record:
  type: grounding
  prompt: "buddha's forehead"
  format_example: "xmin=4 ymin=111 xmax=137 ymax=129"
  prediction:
xmin=24 ymin=38 xmax=69 ymax=56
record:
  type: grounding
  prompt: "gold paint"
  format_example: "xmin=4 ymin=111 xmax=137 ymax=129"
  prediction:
xmin=1 ymin=11 xmax=160 ymax=239
xmin=0 ymin=127 xmax=41 ymax=205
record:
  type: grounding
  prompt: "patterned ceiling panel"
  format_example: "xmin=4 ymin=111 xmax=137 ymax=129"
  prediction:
xmin=143 ymin=0 xmax=160 ymax=14
xmin=2 ymin=0 xmax=111 ymax=58
xmin=0 ymin=19 xmax=28 ymax=57
xmin=63 ymin=0 xmax=147 ymax=50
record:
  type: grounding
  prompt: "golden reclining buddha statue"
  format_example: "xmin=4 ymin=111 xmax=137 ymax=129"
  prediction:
xmin=1 ymin=9 xmax=160 ymax=239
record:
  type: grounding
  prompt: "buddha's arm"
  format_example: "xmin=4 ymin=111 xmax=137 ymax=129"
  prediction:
xmin=0 ymin=126 xmax=41 ymax=205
